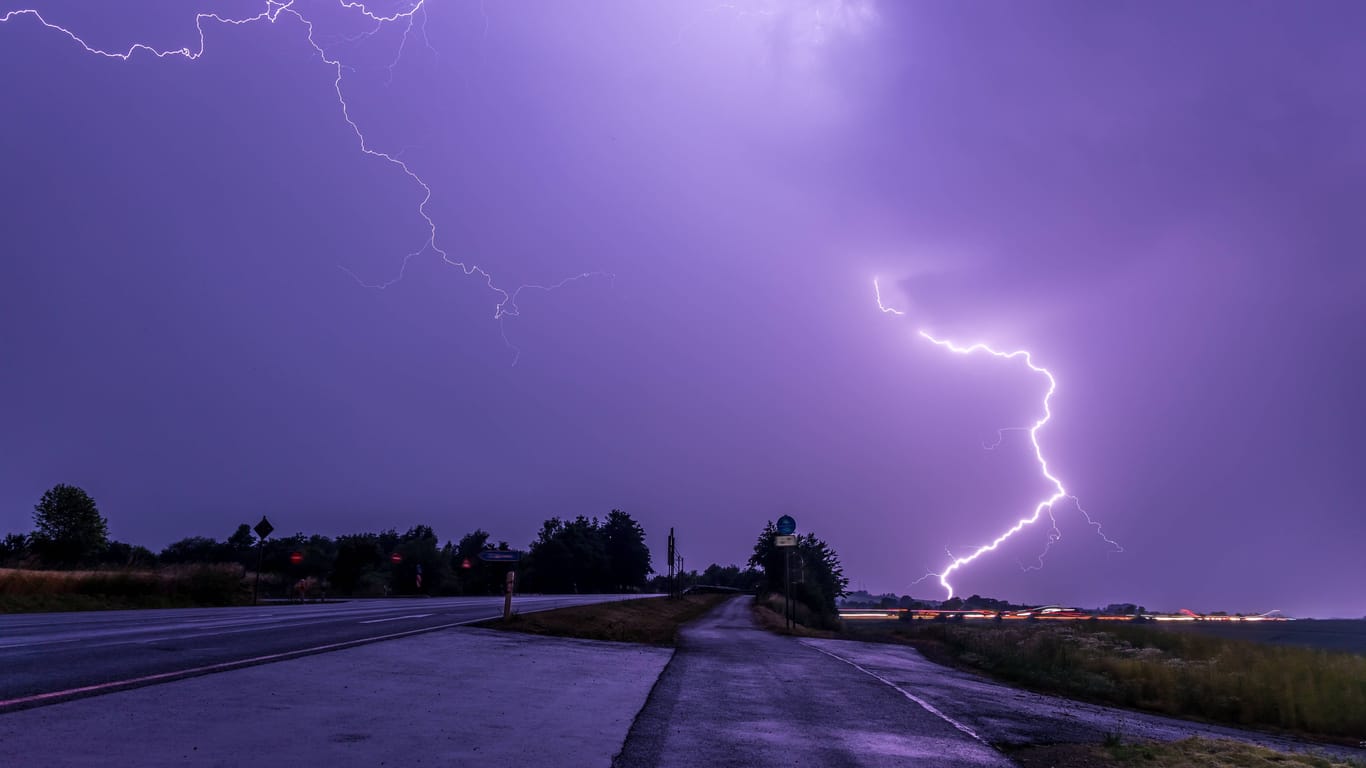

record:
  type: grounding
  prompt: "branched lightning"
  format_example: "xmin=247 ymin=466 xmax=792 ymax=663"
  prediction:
xmin=1 ymin=1 xmax=610 ymax=363
xmin=873 ymin=278 xmax=1121 ymax=598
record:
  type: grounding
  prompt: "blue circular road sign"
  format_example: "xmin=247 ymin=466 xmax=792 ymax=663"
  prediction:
xmin=776 ymin=515 xmax=796 ymax=535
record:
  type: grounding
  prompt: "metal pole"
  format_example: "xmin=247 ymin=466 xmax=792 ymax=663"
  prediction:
xmin=784 ymin=548 xmax=791 ymax=630
xmin=667 ymin=528 xmax=675 ymax=599
xmin=253 ymin=539 xmax=264 ymax=606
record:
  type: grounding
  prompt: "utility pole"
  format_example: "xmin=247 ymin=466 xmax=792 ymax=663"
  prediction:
xmin=667 ymin=528 xmax=675 ymax=599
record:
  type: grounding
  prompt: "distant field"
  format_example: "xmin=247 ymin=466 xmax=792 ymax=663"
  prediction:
xmin=1157 ymin=619 xmax=1366 ymax=655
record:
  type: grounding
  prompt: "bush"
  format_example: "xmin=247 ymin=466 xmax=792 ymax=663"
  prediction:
xmin=0 ymin=564 xmax=246 ymax=610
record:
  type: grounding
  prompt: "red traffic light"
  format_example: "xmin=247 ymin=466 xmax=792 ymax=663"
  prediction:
xmin=390 ymin=552 xmax=402 ymax=564
xmin=289 ymin=551 xmax=303 ymax=565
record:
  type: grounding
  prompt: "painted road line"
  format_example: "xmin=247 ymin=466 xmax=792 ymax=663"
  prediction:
xmin=0 ymin=615 xmax=500 ymax=712
xmin=358 ymin=613 xmax=434 ymax=624
xmin=803 ymin=642 xmax=992 ymax=746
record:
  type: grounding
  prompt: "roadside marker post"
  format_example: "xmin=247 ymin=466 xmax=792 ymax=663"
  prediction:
xmin=252 ymin=516 xmax=274 ymax=606
xmin=503 ymin=569 xmax=515 ymax=620
xmin=775 ymin=517 xmax=797 ymax=631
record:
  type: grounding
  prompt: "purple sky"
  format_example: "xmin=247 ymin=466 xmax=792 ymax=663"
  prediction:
xmin=2 ymin=1 xmax=1363 ymax=617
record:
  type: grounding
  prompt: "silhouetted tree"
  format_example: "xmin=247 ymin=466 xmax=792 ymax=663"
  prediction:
xmin=749 ymin=520 xmax=848 ymax=622
xmin=525 ymin=516 xmax=611 ymax=593
xmin=602 ymin=510 xmax=652 ymax=591
xmin=0 ymin=532 xmax=28 ymax=564
xmin=160 ymin=536 xmax=231 ymax=564
xmin=332 ymin=533 xmax=384 ymax=595
xmin=31 ymin=484 xmax=109 ymax=565
xmin=101 ymin=541 xmax=155 ymax=567
xmin=453 ymin=529 xmax=510 ymax=595
xmin=390 ymin=525 xmax=441 ymax=595
xmin=697 ymin=563 xmax=762 ymax=591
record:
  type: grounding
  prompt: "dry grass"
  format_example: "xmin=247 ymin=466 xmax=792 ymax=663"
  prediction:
xmin=1009 ymin=738 xmax=1366 ymax=768
xmin=752 ymin=593 xmax=840 ymax=638
xmin=480 ymin=594 xmax=728 ymax=645
xmin=0 ymin=565 xmax=246 ymax=611
xmin=845 ymin=620 xmax=1366 ymax=743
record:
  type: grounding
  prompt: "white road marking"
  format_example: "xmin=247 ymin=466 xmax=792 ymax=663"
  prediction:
xmin=803 ymin=642 xmax=992 ymax=745
xmin=0 ymin=615 xmax=500 ymax=711
xmin=358 ymin=613 xmax=433 ymax=624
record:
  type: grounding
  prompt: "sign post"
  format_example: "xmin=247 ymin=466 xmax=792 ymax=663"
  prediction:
xmin=252 ymin=516 xmax=274 ymax=606
xmin=775 ymin=516 xmax=797 ymax=630
xmin=503 ymin=569 xmax=515 ymax=620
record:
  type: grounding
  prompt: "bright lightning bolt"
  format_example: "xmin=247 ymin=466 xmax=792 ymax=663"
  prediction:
xmin=1 ymin=1 xmax=610 ymax=363
xmin=872 ymin=278 xmax=1121 ymax=599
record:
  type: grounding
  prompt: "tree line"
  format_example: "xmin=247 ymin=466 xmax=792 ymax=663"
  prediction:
xmin=2 ymin=484 xmax=656 ymax=597
xmin=3 ymin=486 xmax=852 ymax=610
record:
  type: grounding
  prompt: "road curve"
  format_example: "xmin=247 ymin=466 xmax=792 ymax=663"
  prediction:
xmin=0 ymin=594 xmax=641 ymax=711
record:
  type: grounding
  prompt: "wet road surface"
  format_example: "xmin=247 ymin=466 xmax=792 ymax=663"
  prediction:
xmin=0 ymin=594 xmax=641 ymax=710
xmin=614 ymin=596 xmax=1012 ymax=768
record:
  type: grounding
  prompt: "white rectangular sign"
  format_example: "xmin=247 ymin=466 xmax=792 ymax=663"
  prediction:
xmin=774 ymin=534 xmax=798 ymax=547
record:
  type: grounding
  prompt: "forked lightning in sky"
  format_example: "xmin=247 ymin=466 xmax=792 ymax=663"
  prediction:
xmin=0 ymin=0 xmax=608 ymax=364
xmin=874 ymin=278 xmax=1121 ymax=598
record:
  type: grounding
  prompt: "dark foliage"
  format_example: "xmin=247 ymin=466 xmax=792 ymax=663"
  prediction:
xmin=749 ymin=521 xmax=848 ymax=624
xmin=31 ymin=484 xmax=109 ymax=565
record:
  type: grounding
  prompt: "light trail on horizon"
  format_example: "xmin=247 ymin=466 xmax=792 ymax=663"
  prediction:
xmin=873 ymin=278 xmax=1122 ymax=598
xmin=0 ymin=1 xmax=610 ymax=364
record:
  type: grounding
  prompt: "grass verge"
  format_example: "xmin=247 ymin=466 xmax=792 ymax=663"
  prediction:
xmin=479 ymin=594 xmax=728 ymax=645
xmin=0 ymin=565 xmax=247 ymax=612
xmin=1008 ymin=737 xmax=1365 ymax=768
xmin=843 ymin=620 xmax=1366 ymax=744
xmin=752 ymin=593 xmax=839 ymax=638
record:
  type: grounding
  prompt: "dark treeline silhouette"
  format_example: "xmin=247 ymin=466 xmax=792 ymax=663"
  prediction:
xmin=750 ymin=520 xmax=849 ymax=628
xmin=2 ymin=485 xmax=657 ymax=598
xmin=644 ymin=562 xmax=764 ymax=594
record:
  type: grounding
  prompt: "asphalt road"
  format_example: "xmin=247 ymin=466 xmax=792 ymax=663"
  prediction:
xmin=614 ymin=596 xmax=1012 ymax=768
xmin=0 ymin=594 xmax=639 ymax=711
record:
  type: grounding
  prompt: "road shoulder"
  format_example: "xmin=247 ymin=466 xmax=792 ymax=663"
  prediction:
xmin=801 ymin=637 xmax=1364 ymax=763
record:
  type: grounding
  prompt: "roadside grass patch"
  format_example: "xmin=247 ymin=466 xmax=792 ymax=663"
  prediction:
xmin=479 ymin=594 xmax=727 ymax=645
xmin=844 ymin=620 xmax=1366 ymax=743
xmin=0 ymin=565 xmax=246 ymax=612
xmin=1008 ymin=737 xmax=1366 ymax=768
xmin=752 ymin=593 xmax=840 ymax=637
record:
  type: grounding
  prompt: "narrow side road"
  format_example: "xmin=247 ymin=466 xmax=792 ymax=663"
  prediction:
xmin=614 ymin=596 xmax=1011 ymax=768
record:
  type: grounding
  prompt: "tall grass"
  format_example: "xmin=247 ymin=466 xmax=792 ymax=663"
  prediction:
xmin=855 ymin=620 xmax=1366 ymax=742
xmin=0 ymin=565 xmax=246 ymax=611
xmin=757 ymin=592 xmax=842 ymax=631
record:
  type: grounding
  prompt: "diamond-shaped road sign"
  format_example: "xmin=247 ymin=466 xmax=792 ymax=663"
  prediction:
xmin=253 ymin=516 xmax=275 ymax=540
